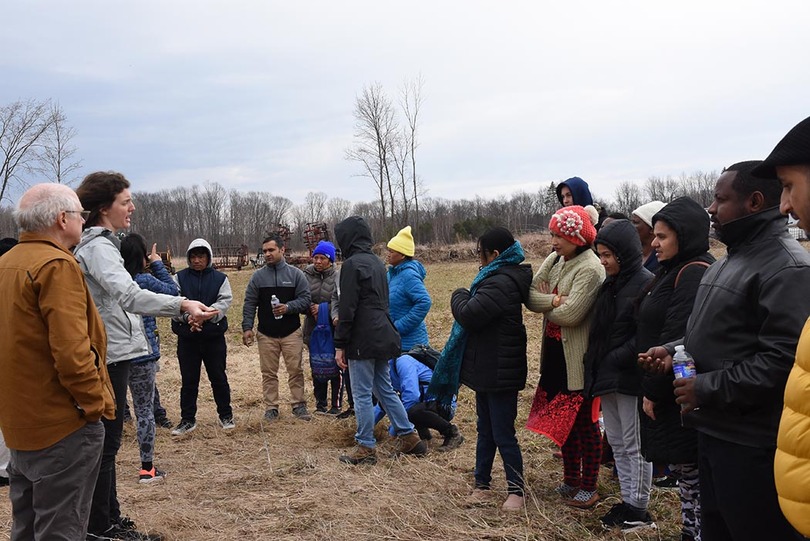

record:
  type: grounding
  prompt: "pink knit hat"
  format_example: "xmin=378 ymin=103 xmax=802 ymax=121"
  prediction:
xmin=549 ymin=205 xmax=598 ymax=246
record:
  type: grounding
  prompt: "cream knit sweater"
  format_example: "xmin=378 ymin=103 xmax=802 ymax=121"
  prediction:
xmin=526 ymin=249 xmax=605 ymax=391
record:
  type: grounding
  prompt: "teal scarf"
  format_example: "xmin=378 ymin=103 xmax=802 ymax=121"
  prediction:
xmin=428 ymin=240 xmax=526 ymax=405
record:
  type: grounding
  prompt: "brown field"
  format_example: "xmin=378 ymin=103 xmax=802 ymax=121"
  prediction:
xmin=1 ymin=234 xmax=714 ymax=541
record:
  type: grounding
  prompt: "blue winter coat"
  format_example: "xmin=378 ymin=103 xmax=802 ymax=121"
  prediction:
xmin=387 ymin=259 xmax=431 ymax=351
xmin=374 ymin=354 xmax=456 ymax=429
xmin=130 ymin=260 xmax=179 ymax=363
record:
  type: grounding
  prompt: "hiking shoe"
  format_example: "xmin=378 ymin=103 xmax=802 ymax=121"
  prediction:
xmin=138 ymin=467 xmax=166 ymax=484
xmin=621 ymin=507 xmax=656 ymax=532
xmin=392 ymin=431 xmax=428 ymax=457
xmin=600 ymin=502 xmax=630 ymax=528
xmin=564 ymin=489 xmax=600 ymax=509
xmin=264 ymin=409 xmax=279 ymax=422
xmin=171 ymin=420 xmax=196 ymax=436
xmin=218 ymin=416 xmax=235 ymax=430
xmin=154 ymin=416 xmax=173 ymax=429
xmin=438 ymin=424 xmax=464 ymax=451
xmin=336 ymin=407 xmax=355 ymax=419
xmin=89 ymin=524 xmax=164 ymax=541
xmin=0 ymin=476 xmax=8 ymax=487
xmin=653 ymin=475 xmax=678 ymax=488
xmin=315 ymin=405 xmax=328 ymax=414
xmin=339 ymin=445 xmax=377 ymax=465
xmin=326 ymin=407 xmax=341 ymax=416
xmin=292 ymin=405 xmax=312 ymax=421
xmin=115 ymin=516 xmax=137 ymax=531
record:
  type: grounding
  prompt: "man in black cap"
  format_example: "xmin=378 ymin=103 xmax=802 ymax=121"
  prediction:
xmin=753 ymin=116 xmax=810 ymax=539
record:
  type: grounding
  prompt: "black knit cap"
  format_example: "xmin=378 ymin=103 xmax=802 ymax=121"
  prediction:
xmin=752 ymin=116 xmax=810 ymax=178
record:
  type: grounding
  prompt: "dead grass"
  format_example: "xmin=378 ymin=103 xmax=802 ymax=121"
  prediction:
xmin=0 ymin=237 xmax=691 ymax=540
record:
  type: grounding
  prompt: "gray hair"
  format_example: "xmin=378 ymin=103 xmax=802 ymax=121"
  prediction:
xmin=14 ymin=184 xmax=79 ymax=233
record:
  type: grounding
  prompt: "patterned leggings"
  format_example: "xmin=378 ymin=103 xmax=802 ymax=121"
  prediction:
xmin=670 ymin=462 xmax=701 ymax=540
xmin=562 ymin=397 xmax=602 ymax=492
xmin=129 ymin=361 xmax=157 ymax=465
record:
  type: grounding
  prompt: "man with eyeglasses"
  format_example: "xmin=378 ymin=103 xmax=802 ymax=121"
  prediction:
xmin=0 ymin=183 xmax=115 ymax=540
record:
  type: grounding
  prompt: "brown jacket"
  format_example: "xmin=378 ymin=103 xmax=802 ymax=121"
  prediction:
xmin=0 ymin=232 xmax=114 ymax=451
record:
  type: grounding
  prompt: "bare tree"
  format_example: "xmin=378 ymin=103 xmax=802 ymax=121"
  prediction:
xmin=644 ymin=175 xmax=683 ymax=202
xmin=326 ymin=197 xmax=352 ymax=229
xmin=346 ymin=83 xmax=399 ymax=236
xmin=681 ymin=170 xmax=717 ymax=208
xmin=33 ymin=102 xmax=81 ymax=185
xmin=0 ymin=99 xmax=58 ymax=202
xmin=613 ymin=181 xmax=644 ymax=216
xmin=401 ymin=75 xmax=424 ymax=237
xmin=303 ymin=191 xmax=328 ymax=223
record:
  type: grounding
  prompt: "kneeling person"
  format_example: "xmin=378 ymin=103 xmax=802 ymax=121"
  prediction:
xmin=375 ymin=352 xmax=464 ymax=450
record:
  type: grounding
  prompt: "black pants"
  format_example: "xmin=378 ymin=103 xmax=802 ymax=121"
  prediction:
xmin=698 ymin=432 xmax=803 ymax=541
xmin=408 ymin=402 xmax=452 ymax=440
xmin=88 ymin=361 xmax=128 ymax=535
xmin=177 ymin=335 xmax=232 ymax=422
xmin=313 ymin=373 xmax=342 ymax=409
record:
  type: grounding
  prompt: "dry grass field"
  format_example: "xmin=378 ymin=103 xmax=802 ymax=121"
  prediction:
xmin=0 ymin=234 xmax=709 ymax=541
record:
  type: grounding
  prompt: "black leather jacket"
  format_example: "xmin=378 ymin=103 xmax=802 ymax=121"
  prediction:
xmin=677 ymin=208 xmax=810 ymax=448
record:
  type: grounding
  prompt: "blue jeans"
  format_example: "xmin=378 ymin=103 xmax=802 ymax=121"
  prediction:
xmin=475 ymin=390 xmax=524 ymax=496
xmin=349 ymin=358 xmax=414 ymax=448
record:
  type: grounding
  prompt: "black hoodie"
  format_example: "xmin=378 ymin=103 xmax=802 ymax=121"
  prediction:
xmin=637 ymin=196 xmax=715 ymax=464
xmin=584 ymin=220 xmax=653 ymax=397
xmin=333 ymin=216 xmax=401 ymax=361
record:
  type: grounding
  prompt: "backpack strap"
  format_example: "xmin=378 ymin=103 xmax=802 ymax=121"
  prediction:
xmin=674 ymin=261 xmax=710 ymax=288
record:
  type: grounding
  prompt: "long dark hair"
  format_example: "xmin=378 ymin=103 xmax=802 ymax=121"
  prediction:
xmin=120 ymin=233 xmax=148 ymax=278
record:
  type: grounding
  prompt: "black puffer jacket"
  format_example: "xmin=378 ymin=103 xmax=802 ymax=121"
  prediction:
xmin=333 ymin=217 xmax=401 ymax=361
xmin=637 ymin=196 xmax=714 ymax=464
xmin=584 ymin=220 xmax=653 ymax=398
xmin=455 ymin=263 xmax=532 ymax=393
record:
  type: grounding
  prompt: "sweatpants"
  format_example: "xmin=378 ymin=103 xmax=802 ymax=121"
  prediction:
xmin=601 ymin=393 xmax=652 ymax=509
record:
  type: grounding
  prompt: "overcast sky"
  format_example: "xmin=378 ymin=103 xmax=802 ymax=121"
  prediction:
xmin=3 ymin=1 xmax=810 ymax=206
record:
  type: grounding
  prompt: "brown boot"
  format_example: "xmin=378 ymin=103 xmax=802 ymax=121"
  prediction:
xmin=339 ymin=445 xmax=377 ymax=465
xmin=393 ymin=431 xmax=428 ymax=457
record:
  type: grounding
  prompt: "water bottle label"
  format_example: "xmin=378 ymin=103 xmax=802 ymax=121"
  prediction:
xmin=673 ymin=361 xmax=696 ymax=379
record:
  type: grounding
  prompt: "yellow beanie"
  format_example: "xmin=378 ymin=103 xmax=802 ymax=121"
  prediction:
xmin=387 ymin=226 xmax=415 ymax=257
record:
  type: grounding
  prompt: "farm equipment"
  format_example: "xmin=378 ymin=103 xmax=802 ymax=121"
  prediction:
xmin=261 ymin=222 xmax=333 ymax=267
xmin=157 ymin=246 xmax=176 ymax=274
xmin=210 ymin=244 xmax=250 ymax=270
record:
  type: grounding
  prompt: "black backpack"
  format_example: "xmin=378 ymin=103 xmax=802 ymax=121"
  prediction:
xmin=404 ymin=344 xmax=441 ymax=370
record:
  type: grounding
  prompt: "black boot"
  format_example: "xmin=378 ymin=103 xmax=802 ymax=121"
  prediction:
xmin=438 ymin=424 xmax=464 ymax=451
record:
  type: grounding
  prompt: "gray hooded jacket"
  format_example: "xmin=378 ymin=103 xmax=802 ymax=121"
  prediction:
xmin=74 ymin=227 xmax=183 ymax=364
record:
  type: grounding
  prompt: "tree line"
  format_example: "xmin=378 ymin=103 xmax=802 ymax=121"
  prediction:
xmin=0 ymin=97 xmax=721 ymax=252
xmin=0 ymin=170 xmax=718 ymax=255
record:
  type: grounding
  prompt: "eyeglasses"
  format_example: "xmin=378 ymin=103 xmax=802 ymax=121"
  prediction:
xmin=65 ymin=210 xmax=91 ymax=220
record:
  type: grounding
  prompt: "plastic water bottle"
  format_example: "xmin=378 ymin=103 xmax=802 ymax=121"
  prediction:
xmin=271 ymin=294 xmax=283 ymax=320
xmin=672 ymin=345 xmax=697 ymax=379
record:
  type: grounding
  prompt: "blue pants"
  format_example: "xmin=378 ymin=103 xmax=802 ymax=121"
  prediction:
xmin=475 ymin=390 xmax=524 ymax=496
xmin=349 ymin=358 xmax=414 ymax=448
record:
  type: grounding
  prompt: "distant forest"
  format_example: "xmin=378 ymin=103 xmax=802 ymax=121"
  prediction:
xmin=0 ymin=171 xmax=717 ymax=256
